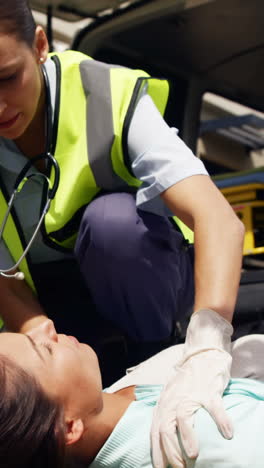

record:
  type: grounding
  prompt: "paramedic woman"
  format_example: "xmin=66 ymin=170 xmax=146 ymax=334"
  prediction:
xmin=0 ymin=0 xmax=244 ymax=465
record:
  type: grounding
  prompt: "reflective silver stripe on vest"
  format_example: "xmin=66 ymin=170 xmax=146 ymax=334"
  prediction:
xmin=80 ymin=60 xmax=126 ymax=190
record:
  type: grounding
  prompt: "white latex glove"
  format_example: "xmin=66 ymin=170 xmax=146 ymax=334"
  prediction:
xmin=151 ymin=309 xmax=234 ymax=468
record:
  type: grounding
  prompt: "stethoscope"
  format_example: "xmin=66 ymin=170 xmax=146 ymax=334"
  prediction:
xmin=0 ymin=65 xmax=60 ymax=280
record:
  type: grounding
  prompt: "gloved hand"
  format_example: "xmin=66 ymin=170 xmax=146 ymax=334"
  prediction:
xmin=151 ymin=308 xmax=234 ymax=468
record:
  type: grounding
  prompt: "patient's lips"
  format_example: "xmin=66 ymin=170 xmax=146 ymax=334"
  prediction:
xmin=68 ymin=335 xmax=80 ymax=347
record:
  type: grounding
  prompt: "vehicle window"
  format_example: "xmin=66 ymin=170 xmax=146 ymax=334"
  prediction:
xmin=198 ymin=92 xmax=264 ymax=176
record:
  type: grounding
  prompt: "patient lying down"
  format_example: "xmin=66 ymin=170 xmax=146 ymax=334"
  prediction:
xmin=0 ymin=319 xmax=263 ymax=468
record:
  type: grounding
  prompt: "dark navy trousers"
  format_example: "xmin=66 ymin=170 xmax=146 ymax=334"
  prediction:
xmin=74 ymin=192 xmax=194 ymax=342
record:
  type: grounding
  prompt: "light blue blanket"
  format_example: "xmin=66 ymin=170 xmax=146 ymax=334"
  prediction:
xmin=90 ymin=379 xmax=264 ymax=468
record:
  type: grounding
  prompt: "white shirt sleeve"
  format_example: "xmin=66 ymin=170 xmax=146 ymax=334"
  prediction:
xmin=127 ymin=92 xmax=209 ymax=216
xmin=106 ymin=344 xmax=185 ymax=392
xmin=106 ymin=335 xmax=264 ymax=393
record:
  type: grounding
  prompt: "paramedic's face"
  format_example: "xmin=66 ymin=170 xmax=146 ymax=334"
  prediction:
xmin=0 ymin=28 xmax=46 ymax=140
xmin=0 ymin=320 xmax=103 ymax=417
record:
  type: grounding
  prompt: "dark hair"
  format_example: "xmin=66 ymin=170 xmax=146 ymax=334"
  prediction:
xmin=0 ymin=354 xmax=66 ymax=468
xmin=0 ymin=0 xmax=36 ymax=47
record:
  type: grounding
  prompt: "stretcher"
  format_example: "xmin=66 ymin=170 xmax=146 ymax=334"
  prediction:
xmin=214 ymin=168 xmax=264 ymax=256
xmin=174 ymin=168 xmax=264 ymax=256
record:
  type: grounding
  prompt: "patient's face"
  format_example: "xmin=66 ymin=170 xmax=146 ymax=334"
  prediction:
xmin=0 ymin=320 xmax=103 ymax=417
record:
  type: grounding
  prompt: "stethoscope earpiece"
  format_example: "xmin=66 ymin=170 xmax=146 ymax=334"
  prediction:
xmin=0 ymin=271 xmax=25 ymax=280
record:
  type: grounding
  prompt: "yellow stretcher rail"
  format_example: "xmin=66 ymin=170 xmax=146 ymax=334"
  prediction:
xmin=219 ymin=182 xmax=264 ymax=256
xmin=173 ymin=179 xmax=264 ymax=255
xmin=232 ymin=200 xmax=264 ymax=256
xmin=221 ymin=182 xmax=264 ymax=204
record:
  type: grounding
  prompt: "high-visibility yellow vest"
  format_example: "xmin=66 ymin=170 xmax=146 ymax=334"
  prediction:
xmin=0 ymin=50 xmax=170 ymax=290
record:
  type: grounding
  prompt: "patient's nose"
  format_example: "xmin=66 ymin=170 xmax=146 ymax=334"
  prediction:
xmin=27 ymin=319 xmax=58 ymax=343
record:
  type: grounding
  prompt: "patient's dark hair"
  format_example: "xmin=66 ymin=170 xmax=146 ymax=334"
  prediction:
xmin=0 ymin=354 xmax=66 ymax=468
xmin=0 ymin=0 xmax=36 ymax=47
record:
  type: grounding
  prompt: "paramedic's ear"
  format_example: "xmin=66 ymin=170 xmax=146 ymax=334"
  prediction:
xmin=34 ymin=25 xmax=49 ymax=64
xmin=65 ymin=418 xmax=84 ymax=446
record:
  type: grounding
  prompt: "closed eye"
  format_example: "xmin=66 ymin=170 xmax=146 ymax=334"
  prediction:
xmin=0 ymin=73 xmax=18 ymax=83
xmin=41 ymin=342 xmax=53 ymax=355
